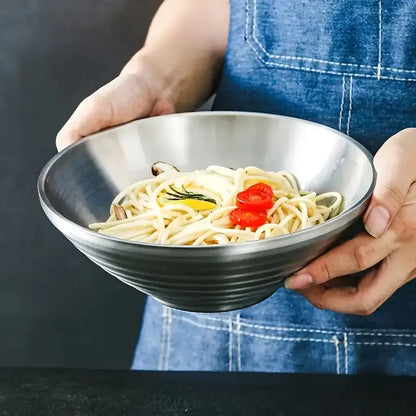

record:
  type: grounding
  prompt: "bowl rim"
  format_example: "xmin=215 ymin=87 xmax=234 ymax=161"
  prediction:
xmin=38 ymin=111 xmax=376 ymax=251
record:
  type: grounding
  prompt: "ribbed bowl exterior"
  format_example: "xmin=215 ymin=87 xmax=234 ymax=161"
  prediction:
xmin=38 ymin=112 xmax=375 ymax=312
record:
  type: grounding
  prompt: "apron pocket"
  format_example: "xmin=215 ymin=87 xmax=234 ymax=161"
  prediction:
xmin=237 ymin=318 xmax=345 ymax=373
xmin=245 ymin=0 xmax=416 ymax=82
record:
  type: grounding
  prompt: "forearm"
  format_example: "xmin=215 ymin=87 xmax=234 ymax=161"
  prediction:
xmin=121 ymin=0 xmax=229 ymax=112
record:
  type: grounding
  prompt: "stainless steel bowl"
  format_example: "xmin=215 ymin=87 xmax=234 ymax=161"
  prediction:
xmin=38 ymin=112 xmax=375 ymax=312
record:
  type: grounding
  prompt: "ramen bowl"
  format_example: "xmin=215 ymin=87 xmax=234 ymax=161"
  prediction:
xmin=38 ymin=112 xmax=375 ymax=312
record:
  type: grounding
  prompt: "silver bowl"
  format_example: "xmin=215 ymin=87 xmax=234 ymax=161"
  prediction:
xmin=38 ymin=112 xmax=375 ymax=312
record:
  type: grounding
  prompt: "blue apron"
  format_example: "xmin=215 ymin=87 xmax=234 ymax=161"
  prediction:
xmin=132 ymin=0 xmax=416 ymax=375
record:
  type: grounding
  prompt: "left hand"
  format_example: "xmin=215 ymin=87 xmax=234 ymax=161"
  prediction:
xmin=285 ymin=128 xmax=416 ymax=315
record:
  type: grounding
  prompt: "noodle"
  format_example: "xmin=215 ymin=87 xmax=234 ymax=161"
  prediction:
xmin=89 ymin=166 xmax=343 ymax=245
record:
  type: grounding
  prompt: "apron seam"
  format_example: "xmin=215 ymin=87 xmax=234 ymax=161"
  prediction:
xmin=246 ymin=37 xmax=416 ymax=82
xmin=351 ymin=341 xmax=416 ymax=347
xmin=344 ymin=332 xmax=349 ymax=375
xmin=353 ymin=332 xmax=416 ymax=337
xmin=233 ymin=318 xmax=416 ymax=336
xmin=158 ymin=305 xmax=168 ymax=371
xmin=239 ymin=331 xmax=334 ymax=343
xmin=175 ymin=315 xmax=229 ymax=332
xmin=377 ymin=0 xmax=382 ymax=80
xmin=239 ymin=321 xmax=334 ymax=334
xmin=332 ymin=335 xmax=340 ymax=374
xmin=165 ymin=307 xmax=172 ymax=371
xmin=237 ymin=313 xmax=242 ymax=371
xmin=338 ymin=75 xmax=346 ymax=131
xmin=346 ymin=76 xmax=354 ymax=135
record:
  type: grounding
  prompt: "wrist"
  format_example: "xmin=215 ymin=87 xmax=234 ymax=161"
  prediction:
xmin=121 ymin=47 xmax=219 ymax=113
xmin=120 ymin=50 xmax=177 ymax=109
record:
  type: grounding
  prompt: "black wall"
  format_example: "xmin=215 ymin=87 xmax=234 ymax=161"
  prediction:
xmin=0 ymin=0 xmax=161 ymax=368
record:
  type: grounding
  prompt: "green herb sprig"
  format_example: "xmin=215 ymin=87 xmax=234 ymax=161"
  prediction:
xmin=166 ymin=185 xmax=216 ymax=204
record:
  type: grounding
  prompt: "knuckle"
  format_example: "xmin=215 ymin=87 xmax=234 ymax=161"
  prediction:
xmin=392 ymin=215 xmax=416 ymax=242
xmin=409 ymin=182 xmax=416 ymax=198
xmin=356 ymin=296 xmax=379 ymax=316
xmin=317 ymin=260 xmax=332 ymax=282
xmin=383 ymin=184 xmax=406 ymax=211
xmin=310 ymin=298 xmax=327 ymax=311
xmin=352 ymin=245 xmax=370 ymax=271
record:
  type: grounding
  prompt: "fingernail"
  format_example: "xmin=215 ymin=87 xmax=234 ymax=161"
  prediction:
xmin=285 ymin=273 xmax=313 ymax=290
xmin=365 ymin=205 xmax=390 ymax=238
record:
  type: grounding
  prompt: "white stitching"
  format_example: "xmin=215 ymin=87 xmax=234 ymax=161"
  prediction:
xmin=239 ymin=318 xmax=416 ymax=338
xmin=251 ymin=0 xmax=375 ymax=69
xmin=333 ymin=336 xmax=340 ymax=375
xmin=344 ymin=333 xmax=349 ymax=375
xmin=237 ymin=313 xmax=242 ymax=371
xmin=346 ymin=76 xmax=353 ymax=135
xmin=354 ymin=332 xmax=416 ymax=337
xmin=159 ymin=305 xmax=168 ymax=371
xmin=191 ymin=316 xmax=416 ymax=338
xmin=384 ymin=67 xmax=416 ymax=74
xmin=353 ymin=341 xmax=416 ymax=347
xmin=229 ymin=316 xmax=233 ymax=372
xmin=377 ymin=1 xmax=382 ymax=80
xmin=164 ymin=307 xmax=172 ymax=371
xmin=196 ymin=315 xmax=228 ymax=323
xmin=246 ymin=0 xmax=416 ymax=80
xmin=239 ymin=320 xmax=416 ymax=338
xmin=247 ymin=38 xmax=416 ymax=82
xmin=338 ymin=76 xmax=346 ymax=131
xmin=177 ymin=316 xmax=229 ymax=332
xmin=239 ymin=330 xmax=334 ymax=343
xmin=240 ymin=321 xmax=334 ymax=334
xmin=244 ymin=0 xmax=250 ymax=43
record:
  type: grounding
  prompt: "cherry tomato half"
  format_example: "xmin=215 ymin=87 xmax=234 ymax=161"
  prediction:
xmin=236 ymin=183 xmax=274 ymax=212
xmin=246 ymin=183 xmax=274 ymax=199
xmin=230 ymin=208 xmax=267 ymax=228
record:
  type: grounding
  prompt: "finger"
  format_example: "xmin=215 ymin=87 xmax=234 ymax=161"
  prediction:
xmin=364 ymin=129 xmax=416 ymax=238
xmin=284 ymin=230 xmax=400 ymax=289
xmin=56 ymin=74 xmax=156 ymax=151
xmin=56 ymin=93 xmax=112 ymax=151
xmin=388 ymin=181 xmax=416 ymax=243
xmin=298 ymin=240 xmax=416 ymax=315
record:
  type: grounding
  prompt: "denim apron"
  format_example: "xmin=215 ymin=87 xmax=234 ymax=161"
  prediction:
xmin=132 ymin=0 xmax=416 ymax=375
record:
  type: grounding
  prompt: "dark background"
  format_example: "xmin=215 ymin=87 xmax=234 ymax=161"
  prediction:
xmin=0 ymin=0 xmax=162 ymax=369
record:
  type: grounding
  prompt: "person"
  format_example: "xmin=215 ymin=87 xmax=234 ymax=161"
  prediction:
xmin=56 ymin=0 xmax=416 ymax=375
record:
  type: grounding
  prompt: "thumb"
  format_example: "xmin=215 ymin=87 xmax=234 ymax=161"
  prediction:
xmin=56 ymin=92 xmax=112 ymax=152
xmin=364 ymin=130 xmax=416 ymax=238
xmin=56 ymin=74 xmax=156 ymax=152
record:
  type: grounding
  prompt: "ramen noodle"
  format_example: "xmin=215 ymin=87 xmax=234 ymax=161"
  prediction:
xmin=89 ymin=164 xmax=343 ymax=245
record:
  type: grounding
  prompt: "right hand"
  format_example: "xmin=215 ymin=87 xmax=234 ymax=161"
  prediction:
xmin=56 ymin=62 xmax=175 ymax=151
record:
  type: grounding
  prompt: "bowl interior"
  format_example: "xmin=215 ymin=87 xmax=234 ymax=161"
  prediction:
xmin=41 ymin=112 xmax=374 ymax=228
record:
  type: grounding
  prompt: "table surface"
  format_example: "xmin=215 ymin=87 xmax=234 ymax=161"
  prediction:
xmin=0 ymin=368 xmax=415 ymax=416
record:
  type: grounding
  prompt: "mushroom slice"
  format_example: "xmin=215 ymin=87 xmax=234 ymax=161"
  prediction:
xmin=113 ymin=204 xmax=127 ymax=220
xmin=151 ymin=161 xmax=179 ymax=176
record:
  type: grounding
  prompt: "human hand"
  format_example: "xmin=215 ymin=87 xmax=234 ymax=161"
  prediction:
xmin=55 ymin=0 xmax=229 ymax=152
xmin=55 ymin=57 xmax=175 ymax=151
xmin=285 ymin=128 xmax=416 ymax=315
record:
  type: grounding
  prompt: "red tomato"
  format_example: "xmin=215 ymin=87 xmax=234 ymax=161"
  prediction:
xmin=246 ymin=183 xmax=274 ymax=199
xmin=230 ymin=208 xmax=267 ymax=228
xmin=236 ymin=183 xmax=274 ymax=211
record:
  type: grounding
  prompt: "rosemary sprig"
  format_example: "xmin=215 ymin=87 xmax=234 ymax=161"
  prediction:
xmin=166 ymin=185 xmax=216 ymax=204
